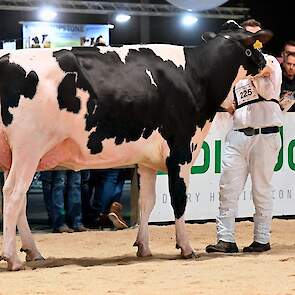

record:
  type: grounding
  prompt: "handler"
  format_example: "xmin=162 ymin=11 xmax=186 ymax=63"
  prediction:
xmin=206 ymin=19 xmax=283 ymax=253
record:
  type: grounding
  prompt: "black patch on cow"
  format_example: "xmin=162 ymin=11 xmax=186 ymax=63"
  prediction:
xmin=0 ymin=54 xmax=39 ymax=126
xmin=53 ymin=49 xmax=78 ymax=73
xmin=57 ymin=73 xmax=81 ymax=113
xmin=23 ymin=70 xmax=39 ymax=99
xmin=166 ymin=156 xmax=187 ymax=219
xmin=52 ymin=50 xmax=81 ymax=114
xmin=53 ymin=49 xmax=96 ymax=115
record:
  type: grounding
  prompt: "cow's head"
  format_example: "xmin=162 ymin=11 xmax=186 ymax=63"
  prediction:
xmin=202 ymin=20 xmax=273 ymax=76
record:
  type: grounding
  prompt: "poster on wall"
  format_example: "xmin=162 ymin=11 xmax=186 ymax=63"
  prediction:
xmin=21 ymin=21 xmax=110 ymax=48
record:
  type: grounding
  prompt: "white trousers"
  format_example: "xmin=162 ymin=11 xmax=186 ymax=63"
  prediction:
xmin=216 ymin=129 xmax=281 ymax=244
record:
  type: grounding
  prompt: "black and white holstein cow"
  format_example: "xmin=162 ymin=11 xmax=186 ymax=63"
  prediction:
xmin=0 ymin=21 xmax=272 ymax=270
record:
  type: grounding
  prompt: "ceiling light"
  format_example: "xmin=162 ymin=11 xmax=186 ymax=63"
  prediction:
xmin=39 ymin=7 xmax=57 ymax=22
xmin=182 ymin=14 xmax=198 ymax=26
xmin=115 ymin=14 xmax=131 ymax=23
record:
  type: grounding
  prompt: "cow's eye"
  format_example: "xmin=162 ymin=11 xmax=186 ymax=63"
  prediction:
xmin=245 ymin=49 xmax=252 ymax=57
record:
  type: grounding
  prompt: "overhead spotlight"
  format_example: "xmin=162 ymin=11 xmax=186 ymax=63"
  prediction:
xmin=115 ymin=14 xmax=131 ymax=23
xmin=182 ymin=14 xmax=198 ymax=26
xmin=39 ymin=7 xmax=57 ymax=22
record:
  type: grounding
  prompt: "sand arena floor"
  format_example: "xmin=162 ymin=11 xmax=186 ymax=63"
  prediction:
xmin=1 ymin=218 xmax=295 ymax=295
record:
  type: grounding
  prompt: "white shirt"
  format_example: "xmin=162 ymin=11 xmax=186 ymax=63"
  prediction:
xmin=224 ymin=54 xmax=283 ymax=129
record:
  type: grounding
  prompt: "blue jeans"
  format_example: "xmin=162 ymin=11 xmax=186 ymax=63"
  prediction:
xmin=80 ymin=170 xmax=95 ymax=224
xmin=41 ymin=170 xmax=83 ymax=229
xmin=90 ymin=169 xmax=125 ymax=215
xmin=40 ymin=171 xmax=53 ymax=223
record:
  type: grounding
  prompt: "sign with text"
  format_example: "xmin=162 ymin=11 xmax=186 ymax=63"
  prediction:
xmin=150 ymin=113 xmax=295 ymax=222
xmin=22 ymin=21 xmax=109 ymax=48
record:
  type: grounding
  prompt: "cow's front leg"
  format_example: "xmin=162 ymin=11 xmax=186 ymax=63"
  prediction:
xmin=17 ymin=197 xmax=44 ymax=262
xmin=167 ymin=157 xmax=197 ymax=259
xmin=134 ymin=165 xmax=156 ymax=257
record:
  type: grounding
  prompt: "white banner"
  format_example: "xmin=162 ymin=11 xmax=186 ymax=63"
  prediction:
xmin=150 ymin=113 xmax=295 ymax=222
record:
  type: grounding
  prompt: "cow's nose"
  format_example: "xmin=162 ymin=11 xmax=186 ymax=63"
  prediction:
xmin=258 ymin=60 xmax=266 ymax=71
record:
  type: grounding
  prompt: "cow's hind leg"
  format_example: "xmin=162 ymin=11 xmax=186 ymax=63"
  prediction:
xmin=1 ymin=152 xmax=40 ymax=270
xmin=134 ymin=165 xmax=156 ymax=257
xmin=17 ymin=196 xmax=44 ymax=262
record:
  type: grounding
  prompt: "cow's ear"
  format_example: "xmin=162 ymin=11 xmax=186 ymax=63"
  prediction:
xmin=201 ymin=32 xmax=217 ymax=42
xmin=242 ymin=29 xmax=273 ymax=46
xmin=253 ymin=29 xmax=273 ymax=44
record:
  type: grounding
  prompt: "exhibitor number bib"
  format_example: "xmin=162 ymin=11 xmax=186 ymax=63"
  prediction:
xmin=234 ymin=79 xmax=259 ymax=107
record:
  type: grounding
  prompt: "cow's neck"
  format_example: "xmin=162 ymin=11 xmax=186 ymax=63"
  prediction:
xmin=184 ymin=41 xmax=245 ymax=114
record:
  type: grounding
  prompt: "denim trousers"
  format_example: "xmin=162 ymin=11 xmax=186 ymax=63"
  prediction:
xmin=80 ymin=170 xmax=95 ymax=223
xmin=90 ymin=169 xmax=125 ymax=215
xmin=41 ymin=170 xmax=83 ymax=229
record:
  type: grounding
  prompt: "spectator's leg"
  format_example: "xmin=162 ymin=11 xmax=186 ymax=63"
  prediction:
xmin=66 ymin=170 xmax=84 ymax=230
xmin=92 ymin=169 xmax=119 ymax=215
xmin=80 ymin=169 xmax=95 ymax=227
xmin=89 ymin=169 xmax=100 ymax=213
xmin=40 ymin=171 xmax=53 ymax=225
xmin=112 ymin=170 xmax=125 ymax=203
xmin=51 ymin=171 xmax=67 ymax=232
xmin=108 ymin=169 xmax=128 ymax=229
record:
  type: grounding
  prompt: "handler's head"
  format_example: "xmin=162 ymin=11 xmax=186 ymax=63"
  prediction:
xmin=240 ymin=19 xmax=262 ymax=33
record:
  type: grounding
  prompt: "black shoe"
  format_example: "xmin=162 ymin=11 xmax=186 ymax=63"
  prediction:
xmin=206 ymin=240 xmax=239 ymax=253
xmin=242 ymin=241 xmax=271 ymax=253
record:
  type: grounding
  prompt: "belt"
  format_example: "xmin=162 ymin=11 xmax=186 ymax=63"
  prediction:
xmin=235 ymin=126 xmax=280 ymax=136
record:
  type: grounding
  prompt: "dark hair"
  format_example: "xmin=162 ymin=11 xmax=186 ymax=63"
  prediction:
xmin=240 ymin=19 xmax=262 ymax=29
xmin=282 ymin=40 xmax=295 ymax=50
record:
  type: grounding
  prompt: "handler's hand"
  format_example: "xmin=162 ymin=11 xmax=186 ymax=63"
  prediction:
xmin=225 ymin=102 xmax=236 ymax=115
xmin=253 ymin=65 xmax=272 ymax=78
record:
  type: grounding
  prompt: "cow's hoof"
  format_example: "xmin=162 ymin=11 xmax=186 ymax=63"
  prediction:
xmin=182 ymin=250 xmax=199 ymax=260
xmin=8 ymin=261 xmax=25 ymax=271
xmin=1 ymin=255 xmax=24 ymax=271
xmin=133 ymin=241 xmax=152 ymax=257
xmin=20 ymin=248 xmax=45 ymax=262
xmin=176 ymin=244 xmax=199 ymax=260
